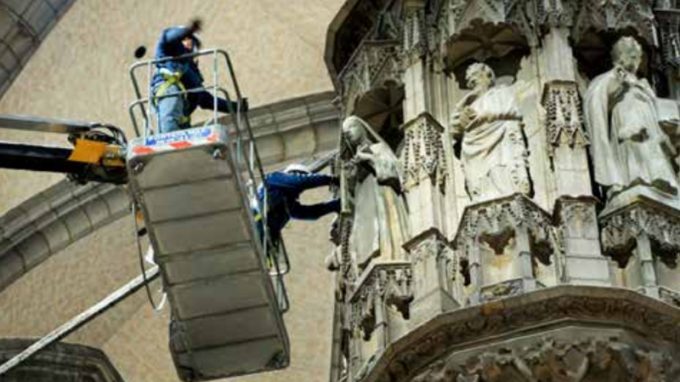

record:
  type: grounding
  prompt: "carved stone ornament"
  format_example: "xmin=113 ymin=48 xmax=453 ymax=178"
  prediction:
xmin=356 ymin=286 xmax=680 ymax=382
xmin=479 ymin=278 xmax=532 ymax=303
xmin=542 ymin=81 xmax=588 ymax=151
xmin=348 ymin=262 xmax=413 ymax=340
xmin=339 ymin=41 xmax=404 ymax=110
xmin=406 ymin=230 xmax=454 ymax=266
xmin=453 ymin=194 xmax=554 ymax=264
xmin=410 ymin=336 xmax=680 ymax=382
xmin=656 ymin=7 xmax=680 ymax=69
xmin=600 ymin=201 xmax=680 ymax=267
xmin=572 ymin=0 xmax=656 ymax=46
xmin=659 ymin=286 xmax=680 ymax=308
xmin=554 ymin=197 xmax=599 ymax=239
xmin=399 ymin=113 xmax=448 ymax=192
xmin=436 ymin=0 xmax=537 ymax=51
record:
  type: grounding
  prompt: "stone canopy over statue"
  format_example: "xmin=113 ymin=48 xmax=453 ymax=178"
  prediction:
xmin=584 ymin=36 xmax=679 ymax=199
xmin=339 ymin=116 xmax=410 ymax=268
xmin=450 ymin=62 xmax=531 ymax=202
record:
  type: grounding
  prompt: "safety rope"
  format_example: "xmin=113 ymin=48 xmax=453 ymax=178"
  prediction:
xmin=132 ymin=201 xmax=167 ymax=312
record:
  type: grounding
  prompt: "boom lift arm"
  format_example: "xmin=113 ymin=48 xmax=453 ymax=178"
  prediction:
xmin=0 ymin=114 xmax=128 ymax=184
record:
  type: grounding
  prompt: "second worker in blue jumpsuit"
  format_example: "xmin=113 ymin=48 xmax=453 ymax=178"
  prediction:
xmin=152 ymin=20 xmax=247 ymax=133
xmin=255 ymin=164 xmax=340 ymax=250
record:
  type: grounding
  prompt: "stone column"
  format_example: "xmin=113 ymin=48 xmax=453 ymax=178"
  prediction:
xmin=540 ymin=27 xmax=611 ymax=286
xmin=398 ymin=0 xmax=456 ymax=325
xmin=404 ymin=229 xmax=456 ymax=326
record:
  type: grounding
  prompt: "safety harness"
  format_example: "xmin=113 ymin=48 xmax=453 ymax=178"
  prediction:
xmin=154 ymin=68 xmax=191 ymax=126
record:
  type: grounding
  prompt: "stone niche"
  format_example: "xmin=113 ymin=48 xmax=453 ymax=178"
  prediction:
xmin=0 ymin=338 xmax=124 ymax=382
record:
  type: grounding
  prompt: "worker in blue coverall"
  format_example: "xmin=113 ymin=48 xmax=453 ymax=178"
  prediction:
xmin=254 ymin=164 xmax=340 ymax=251
xmin=152 ymin=20 xmax=248 ymax=133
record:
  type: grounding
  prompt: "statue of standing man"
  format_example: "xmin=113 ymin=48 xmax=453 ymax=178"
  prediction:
xmin=450 ymin=62 xmax=531 ymax=202
xmin=584 ymin=36 xmax=679 ymax=198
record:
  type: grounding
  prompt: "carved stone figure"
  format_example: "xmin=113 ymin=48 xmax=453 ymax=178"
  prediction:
xmin=584 ymin=36 xmax=679 ymax=197
xmin=341 ymin=116 xmax=410 ymax=267
xmin=450 ymin=62 xmax=531 ymax=202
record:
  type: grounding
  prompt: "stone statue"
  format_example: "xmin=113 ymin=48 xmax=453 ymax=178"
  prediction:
xmin=450 ymin=62 xmax=531 ymax=202
xmin=340 ymin=116 xmax=410 ymax=267
xmin=584 ymin=36 xmax=679 ymax=197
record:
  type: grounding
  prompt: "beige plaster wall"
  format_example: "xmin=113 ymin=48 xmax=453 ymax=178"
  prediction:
xmin=0 ymin=1 xmax=342 ymax=381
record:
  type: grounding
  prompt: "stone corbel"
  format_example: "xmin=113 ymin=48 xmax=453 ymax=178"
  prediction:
xmin=399 ymin=113 xmax=447 ymax=193
xmin=453 ymin=194 xmax=555 ymax=303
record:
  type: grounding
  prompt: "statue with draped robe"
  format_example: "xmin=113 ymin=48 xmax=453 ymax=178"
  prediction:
xmin=340 ymin=116 xmax=410 ymax=268
xmin=584 ymin=36 xmax=679 ymax=197
xmin=450 ymin=62 xmax=531 ymax=202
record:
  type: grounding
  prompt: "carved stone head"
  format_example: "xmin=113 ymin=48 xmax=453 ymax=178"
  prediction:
xmin=466 ymin=63 xmax=495 ymax=91
xmin=342 ymin=116 xmax=370 ymax=148
xmin=612 ymin=36 xmax=643 ymax=74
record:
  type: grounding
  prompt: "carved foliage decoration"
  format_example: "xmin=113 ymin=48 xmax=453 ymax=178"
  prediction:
xmin=400 ymin=115 xmax=448 ymax=192
xmin=338 ymin=3 xmax=405 ymax=108
xmin=410 ymin=337 xmax=680 ymax=382
xmin=573 ymin=0 xmax=656 ymax=46
xmin=655 ymin=8 xmax=680 ymax=68
xmin=600 ymin=204 xmax=680 ymax=266
xmin=340 ymin=42 xmax=404 ymax=109
xmin=536 ymin=0 xmax=579 ymax=28
xmin=542 ymin=81 xmax=589 ymax=151
xmin=350 ymin=264 xmax=413 ymax=341
xmin=359 ymin=288 xmax=680 ymax=382
xmin=453 ymin=194 xmax=555 ymax=263
xmin=434 ymin=0 xmax=535 ymax=68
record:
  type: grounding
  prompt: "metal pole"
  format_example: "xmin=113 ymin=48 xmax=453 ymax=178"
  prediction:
xmin=0 ymin=266 xmax=160 ymax=376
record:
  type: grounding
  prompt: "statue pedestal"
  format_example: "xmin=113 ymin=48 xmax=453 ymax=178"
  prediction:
xmin=600 ymin=185 xmax=680 ymax=306
xmin=601 ymin=184 xmax=680 ymax=216
xmin=453 ymin=194 xmax=557 ymax=305
xmin=403 ymin=229 xmax=458 ymax=327
xmin=346 ymin=261 xmax=412 ymax=378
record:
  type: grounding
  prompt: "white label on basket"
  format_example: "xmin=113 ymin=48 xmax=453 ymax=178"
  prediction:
xmin=144 ymin=127 xmax=212 ymax=146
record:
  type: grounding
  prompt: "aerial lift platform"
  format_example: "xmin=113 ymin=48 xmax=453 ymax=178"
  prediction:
xmin=127 ymin=49 xmax=290 ymax=381
xmin=0 ymin=49 xmax=291 ymax=382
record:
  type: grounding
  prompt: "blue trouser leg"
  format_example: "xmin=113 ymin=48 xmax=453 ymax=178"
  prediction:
xmin=154 ymin=83 xmax=185 ymax=134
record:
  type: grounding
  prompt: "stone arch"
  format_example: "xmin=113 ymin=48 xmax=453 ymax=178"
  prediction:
xmin=0 ymin=338 xmax=123 ymax=382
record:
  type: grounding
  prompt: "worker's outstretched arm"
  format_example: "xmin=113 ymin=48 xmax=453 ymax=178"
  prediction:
xmin=288 ymin=199 xmax=340 ymax=220
xmin=267 ymin=172 xmax=339 ymax=191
